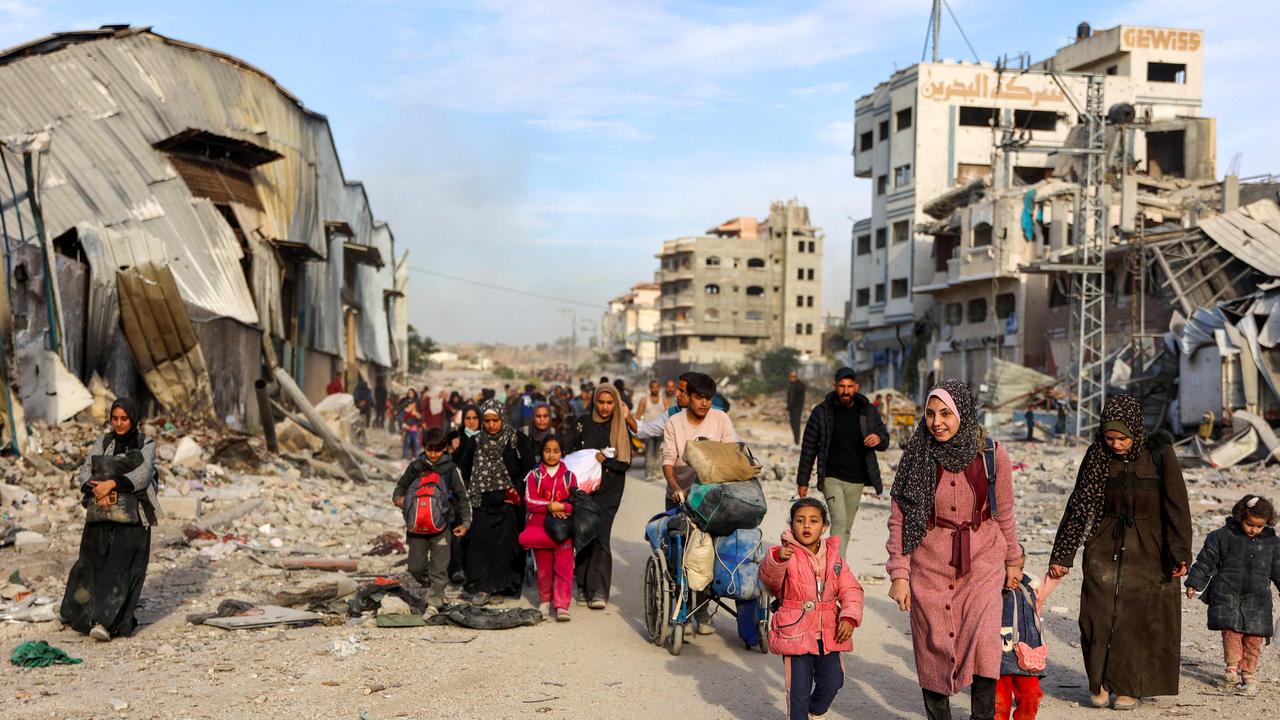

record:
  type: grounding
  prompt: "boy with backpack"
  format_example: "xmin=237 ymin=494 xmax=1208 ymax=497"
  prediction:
xmin=393 ymin=428 xmax=472 ymax=618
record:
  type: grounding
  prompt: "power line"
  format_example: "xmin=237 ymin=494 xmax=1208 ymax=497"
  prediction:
xmin=405 ymin=266 xmax=604 ymax=309
xmin=942 ymin=0 xmax=981 ymax=63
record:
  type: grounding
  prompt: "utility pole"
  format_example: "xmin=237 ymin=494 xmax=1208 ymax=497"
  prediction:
xmin=931 ymin=0 xmax=942 ymax=62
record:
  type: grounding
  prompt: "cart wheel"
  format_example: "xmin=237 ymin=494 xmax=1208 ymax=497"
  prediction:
xmin=669 ymin=622 xmax=684 ymax=656
xmin=643 ymin=553 xmax=669 ymax=646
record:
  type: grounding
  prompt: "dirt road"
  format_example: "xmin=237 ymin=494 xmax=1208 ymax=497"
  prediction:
xmin=1 ymin=424 xmax=1270 ymax=718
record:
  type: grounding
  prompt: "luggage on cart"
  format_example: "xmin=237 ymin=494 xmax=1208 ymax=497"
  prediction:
xmin=683 ymin=440 xmax=762 ymax=484
xmin=711 ymin=528 xmax=763 ymax=601
xmin=687 ymin=479 xmax=767 ymax=535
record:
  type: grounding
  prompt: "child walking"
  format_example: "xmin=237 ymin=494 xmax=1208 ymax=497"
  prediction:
xmin=392 ymin=428 xmax=471 ymax=618
xmin=998 ymin=549 xmax=1045 ymax=719
xmin=759 ymin=498 xmax=864 ymax=720
xmin=518 ymin=436 xmax=577 ymax=622
xmin=1185 ymin=494 xmax=1280 ymax=695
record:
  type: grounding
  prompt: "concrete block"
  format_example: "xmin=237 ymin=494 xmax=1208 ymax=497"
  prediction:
xmin=161 ymin=494 xmax=203 ymax=520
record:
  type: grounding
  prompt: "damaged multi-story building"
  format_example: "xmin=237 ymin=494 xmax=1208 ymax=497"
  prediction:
xmin=0 ymin=26 xmax=408 ymax=434
xmin=652 ymin=200 xmax=823 ymax=376
xmin=848 ymin=22 xmax=1208 ymax=393
xmin=601 ymin=283 xmax=660 ymax=372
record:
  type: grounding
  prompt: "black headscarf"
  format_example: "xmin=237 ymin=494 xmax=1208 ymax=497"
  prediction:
xmin=1050 ymin=394 xmax=1146 ymax=565
xmin=107 ymin=397 xmax=144 ymax=453
xmin=891 ymin=379 xmax=983 ymax=555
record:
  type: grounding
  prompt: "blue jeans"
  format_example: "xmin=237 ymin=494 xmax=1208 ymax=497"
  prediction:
xmin=402 ymin=430 xmax=420 ymax=459
xmin=786 ymin=650 xmax=843 ymax=719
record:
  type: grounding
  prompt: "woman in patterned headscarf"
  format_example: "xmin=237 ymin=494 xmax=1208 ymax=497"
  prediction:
xmin=461 ymin=399 xmax=529 ymax=605
xmin=560 ymin=383 xmax=632 ymax=609
xmin=1049 ymin=394 xmax=1192 ymax=710
xmin=885 ymin=380 xmax=1022 ymax=720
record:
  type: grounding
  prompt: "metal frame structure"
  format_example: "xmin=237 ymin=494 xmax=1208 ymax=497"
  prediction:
xmin=1068 ymin=75 xmax=1108 ymax=436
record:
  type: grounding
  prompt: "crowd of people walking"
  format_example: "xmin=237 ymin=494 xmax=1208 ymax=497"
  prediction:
xmin=56 ymin=366 xmax=1280 ymax=720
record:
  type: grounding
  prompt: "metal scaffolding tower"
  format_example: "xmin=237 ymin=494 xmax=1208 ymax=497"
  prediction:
xmin=1068 ymin=74 xmax=1108 ymax=436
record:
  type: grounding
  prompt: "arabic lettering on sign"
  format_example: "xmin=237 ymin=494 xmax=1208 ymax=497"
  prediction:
xmin=919 ymin=72 xmax=1067 ymax=108
xmin=1121 ymin=27 xmax=1201 ymax=53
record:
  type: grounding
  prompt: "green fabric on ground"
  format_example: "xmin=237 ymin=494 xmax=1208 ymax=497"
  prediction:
xmin=10 ymin=640 xmax=83 ymax=667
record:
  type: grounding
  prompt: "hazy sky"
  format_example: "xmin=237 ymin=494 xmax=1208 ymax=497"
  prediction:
xmin=2 ymin=1 xmax=1276 ymax=344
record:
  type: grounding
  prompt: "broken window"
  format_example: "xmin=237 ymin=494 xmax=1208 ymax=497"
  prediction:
xmin=972 ymin=222 xmax=993 ymax=247
xmin=967 ymin=297 xmax=987 ymax=324
xmin=1013 ymin=166 xmax=1052 ymax=185
xmin=878 ymin=120 xmax=889 ymax=140
xmin=874 ymin=283 xmax=886 ymax=303
xmin=746 ymin=285 xmax=765 ymax=297
xmin=958 ymin=107 xmax=998 ymax=127
xmin=747 ymin=257 xmax=765 ymax=268
xmin=740 ymin=337 xmax=758 ymax=345
xmin=1014 ymin=109 xmax=1058 ymax=132
xmin=893 ymin=220 xmax=911 ymax=243
xmin=706 ymin=256 xmax=721 ymax=266
xmin=891 ymin=278 xmax=909 ymax=298
xmin=746 ymin=310 xmax=765 ymax=321
xmin=1146 ymin=129 xmax=1185 ymax=178
xmin=894 ymin=164 xmax=913 ymax=187
xmin=704 ymin=309 xmax=719 ymax=321
xmin=896 ymin=107 xmax=913 ymax=131
xmin=1147 ymin=62 xmax=1186 ymax=83
xmin=995 ymin=292 xmax=1016 ymax=319
xmin=704 ymin=284 xmax=720 ymax=295
xmin=944 ymin=302 xmax=963 ymax=326
xmin=956 ymin=163 xmax=992 ymax=185
xmin=875 ymin=228 xmax=887 ymax=248
xmin=859 ymin=131 xmax=874 ymax=151
xmin=876 ymin=175 xmax=888 ymax=195
xmin=856 ymin=289 xmax=870 ymax=307
xmin=155 ymin=129 xmax=281 ymax=211
xmin=1106 ymin=65 xmax=1119 ymax=76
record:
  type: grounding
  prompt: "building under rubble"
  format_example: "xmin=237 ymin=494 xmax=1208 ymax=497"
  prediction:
xmin=0 ymin=26 xmax=408 ymax=434
xmin=848 ymin=22 xmax=1209 ymax=393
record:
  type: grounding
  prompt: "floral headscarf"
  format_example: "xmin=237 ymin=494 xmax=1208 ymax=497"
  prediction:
xmin=469 ymin=399 xmax=518 ymax=502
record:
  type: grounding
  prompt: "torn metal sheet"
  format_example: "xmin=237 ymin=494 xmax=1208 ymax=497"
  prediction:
xmin=982 ymin=357 xmax=1058 ymax=409
xmin=1199 ymin=199 xmax=1280 ymax=277
xmin=203 ymin=605 xmax=321 ymax=630
xmin=16 ymin=346 xmax=92 ymax=424
xmin=1232 ymin=410 xmax=1280 ymax=464
xmin=115 ymin=263 xmax=214 ymax=417
xmin=1204 ymin=428 xmax=1260 ymax=469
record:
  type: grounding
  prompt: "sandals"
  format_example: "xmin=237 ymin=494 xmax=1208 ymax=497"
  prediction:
xmin=1112 ymin=695 xmax=1140 ymax=711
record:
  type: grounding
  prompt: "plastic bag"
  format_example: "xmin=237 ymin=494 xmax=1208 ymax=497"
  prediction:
xmin=563 ymin=449 xmax=603 ymax=494
xmin=684 ymin=526 xmax=714 ymax=592
xmin=711 ymin=528 xmax=763 ymax=600
xmin=568 ymin=489 xmax=602 ymax=548
xmin=687 ymin=479 xmax=768 ymax=534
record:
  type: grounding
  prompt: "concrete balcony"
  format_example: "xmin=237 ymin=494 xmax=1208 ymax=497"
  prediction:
xmin=659 ymin=320 xmax=694 ymax=336
xmin=658 ymin=292 xmax=694 ymax=310
xmin=656 ymin=266 xmax=694 ymax=283
xmin=944 ymin=245 xmax=1023 ymax=287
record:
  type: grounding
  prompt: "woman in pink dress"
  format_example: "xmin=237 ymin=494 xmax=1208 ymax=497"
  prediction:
xmin=886 ymin=380 xmax=1022 ymax=720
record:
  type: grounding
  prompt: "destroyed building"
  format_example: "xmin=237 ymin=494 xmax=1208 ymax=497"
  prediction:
xmin=652 ymin=200 xmax=823 ymax=376
xmin=849 ymin=22 xmax=1208 ymax=392
xmin=602 ymin=283 xmax=660 ymax=371
xmin=0 ymin=26 xmax=408 ymax=434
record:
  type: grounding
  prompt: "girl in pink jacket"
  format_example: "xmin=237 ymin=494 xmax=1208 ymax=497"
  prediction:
xmin=518 ymin=437 xmax=577 ymax=622
xmin=759 ymin=498 xmax=865 ymax=720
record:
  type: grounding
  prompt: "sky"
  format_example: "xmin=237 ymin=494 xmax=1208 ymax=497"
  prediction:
xmin=1 ymin=0 xmax=1276 ymax=345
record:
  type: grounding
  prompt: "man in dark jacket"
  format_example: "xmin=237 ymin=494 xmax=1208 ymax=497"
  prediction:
xmin=785 ymin=371 xmax=805 ymax=445
xmin=795 ymin=366 xmax=889 ymax=560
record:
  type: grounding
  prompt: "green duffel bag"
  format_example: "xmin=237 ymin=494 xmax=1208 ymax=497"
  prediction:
xmin=686 ymin=479 xmax=767 ymax=535
xmin=683 ymin=439 xmax=762 ymax=484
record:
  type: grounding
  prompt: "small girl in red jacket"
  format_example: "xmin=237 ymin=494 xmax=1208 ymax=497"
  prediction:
xmin=518 ymin=436 xmax=577 ymax=622
xmin=759 ymin=498 xmax=864 ymax=720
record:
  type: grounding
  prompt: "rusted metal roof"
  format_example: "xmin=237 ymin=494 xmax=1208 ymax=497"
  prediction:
xmin=1199 ymin=199 xmax=1280 ymax=278
xmin=0 ymin=27 xmax=398 ymax=370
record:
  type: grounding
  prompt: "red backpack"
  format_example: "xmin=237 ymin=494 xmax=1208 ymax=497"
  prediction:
xmin=404 ymin=471 xmax=451 ymax=535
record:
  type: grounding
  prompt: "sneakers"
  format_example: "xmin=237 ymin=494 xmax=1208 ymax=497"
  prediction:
xmin=1224 ymin=669 xmax=1241 ymax=688
xmin=421 ymin=605 xmax=439 ymax=620
xmin=1238 ymin=678 xmax=1259 ymax=696
xmin=555 ymin=608 xmax=571 ymax=622
xmin=587 ymin=598 xmax=607 ymax=610
xmin=538 ymin=602 xmax=551 ymax=617
xmin=89 ymin=624 xmax=111 ymax=642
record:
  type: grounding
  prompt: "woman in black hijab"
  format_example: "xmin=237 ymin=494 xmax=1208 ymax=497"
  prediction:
xmin=60 ymin=398 xmax=159 ymax=642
